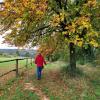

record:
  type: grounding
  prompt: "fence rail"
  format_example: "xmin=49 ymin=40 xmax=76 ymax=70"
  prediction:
xmin=0 ymin=57 xmax=33 ymax=77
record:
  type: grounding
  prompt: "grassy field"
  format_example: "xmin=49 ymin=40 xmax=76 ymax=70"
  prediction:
xmin=0 ymin=61 xmax=100 ymax=100
xmin=0 ymin=57 xmax=34 ymax=76
xmin=0 ymin=57 xmax=32 ymax=68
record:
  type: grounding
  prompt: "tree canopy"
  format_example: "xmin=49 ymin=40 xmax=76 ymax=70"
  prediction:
xmin=0 ymin=0 xmax=100 ymax=52
xmin=0 ymin=0 xmax=48 ymax=47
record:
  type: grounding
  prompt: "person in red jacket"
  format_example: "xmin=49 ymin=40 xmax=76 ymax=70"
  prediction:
xmin=35 ymin=53 xmax=46 ymax=80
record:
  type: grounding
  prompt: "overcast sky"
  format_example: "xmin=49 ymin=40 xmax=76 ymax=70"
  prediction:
xmin=0 ymin=0 xmax=3 ymax=2
xmin=0 ymin=35 xmax=18 ymax=49
xmin=0 ymin=35 xmax=38 ymax=50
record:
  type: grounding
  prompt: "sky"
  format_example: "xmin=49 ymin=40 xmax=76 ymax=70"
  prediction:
xmin=0 ymin=35 xmax=18 ymax=49
xmin=0 ymin=35 xmax=38 ymax=50
xmin=0 ymin=0 xmax=3 ymax=2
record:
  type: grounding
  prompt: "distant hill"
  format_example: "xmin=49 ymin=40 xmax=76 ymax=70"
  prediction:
xmin=0 ymin=49 xmax=36 ymax=57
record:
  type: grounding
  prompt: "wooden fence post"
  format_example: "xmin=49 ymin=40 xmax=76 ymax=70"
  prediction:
xmin=26 ymin=58 xmax=28 ymax=68
xmin=16 ymin=59 xmax=19 ymax=77
xmin=31 ymin=58 xmax=32 ymax=66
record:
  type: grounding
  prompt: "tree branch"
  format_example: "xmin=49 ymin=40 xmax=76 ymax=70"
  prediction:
xmin=31 ymin=25 xmax=50 ymax=34
xmin=55 ymin=0 xmax=62 ymax=9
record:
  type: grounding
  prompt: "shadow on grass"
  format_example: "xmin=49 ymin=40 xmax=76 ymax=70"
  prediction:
xmin=60 ymin=65 xmax=87 ymax=78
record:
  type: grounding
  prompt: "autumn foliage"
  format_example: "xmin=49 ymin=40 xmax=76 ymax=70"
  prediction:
xmin=0 ymin=0 xmax=48 ymax=47
xmin=50 ymin=0 xmax=99 ymax=48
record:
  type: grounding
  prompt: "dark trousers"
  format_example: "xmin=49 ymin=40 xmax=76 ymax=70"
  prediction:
xmin=37 ymin=67 xmax=43 ymax=79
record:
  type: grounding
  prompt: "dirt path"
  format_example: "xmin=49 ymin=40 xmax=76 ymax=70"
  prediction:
xmin=22 ymin=69 xmax=50 ymax=100
xmin=24 ymin=82 xmax=49 ymax=100
xmin=0 ymin=68 xmax=50 ymax=100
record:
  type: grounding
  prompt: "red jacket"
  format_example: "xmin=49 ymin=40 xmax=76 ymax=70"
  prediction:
xmin=35 ymin=54 xmax=46 ymax=67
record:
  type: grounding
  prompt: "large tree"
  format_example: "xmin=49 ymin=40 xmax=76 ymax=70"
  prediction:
xmin=0 ymin=0 xmax=100 ymax=74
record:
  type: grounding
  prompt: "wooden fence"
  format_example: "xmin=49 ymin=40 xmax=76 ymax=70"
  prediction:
xmin=0 ymin=58 xmax=33 ymax=77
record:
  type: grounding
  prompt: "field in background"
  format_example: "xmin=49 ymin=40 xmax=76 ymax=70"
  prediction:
xmin=0 ymin=56 xmax=34 ymax=76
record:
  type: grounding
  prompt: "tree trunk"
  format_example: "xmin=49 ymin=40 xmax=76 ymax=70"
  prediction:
xmin=69 ymin=42 xmax=76 ymax=74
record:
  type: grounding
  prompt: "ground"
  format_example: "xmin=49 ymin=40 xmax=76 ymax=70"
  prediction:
xmin=0 ymin=61 xmax=100 ymax=100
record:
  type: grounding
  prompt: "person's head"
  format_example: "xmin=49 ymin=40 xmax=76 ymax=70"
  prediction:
xmin=38 ymin=52 xmax=41 ymax=55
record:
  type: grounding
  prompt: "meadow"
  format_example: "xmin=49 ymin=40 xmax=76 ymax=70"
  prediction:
xmin=0 ymin=56 xmax=34 ymax=77
xmin=0 ymin=57 xmax=32 ymax=68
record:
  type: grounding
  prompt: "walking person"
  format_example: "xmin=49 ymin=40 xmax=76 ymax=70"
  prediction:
xmin=35 ymin=52 xmax=46 ymax=80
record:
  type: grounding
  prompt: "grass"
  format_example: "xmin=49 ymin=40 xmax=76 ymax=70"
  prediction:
xmin=0 ymin=56 xmax=34 ymax=76
xmin=31 ymin=61 xmax=100 ymax=100
xmin=0 ymin=57 xmax=15 ymax=61
xmin=0 ymin=61 xmax=100 ymax=100
xmin=0 ymin=78 xmax=40 ymax=100
xmin=0 ymin=57 xmax=32 ymax=68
